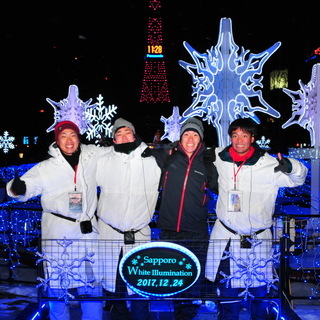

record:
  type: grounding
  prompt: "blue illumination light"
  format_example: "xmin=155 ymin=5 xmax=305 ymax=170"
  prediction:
xmin=0 ymin=131 xmax=15 ymax=153
xmin=46 ymin=84 xmax=98 ymax=135
xmin=30 ymin=303 xmax=46 ymax=320
xmin=178 ymin=18 xmax=281 ymax=147
xmin=282 ymin=63 xmax=320 ymax=147
xmin=160 ymin=106 xmax=182 ymax=142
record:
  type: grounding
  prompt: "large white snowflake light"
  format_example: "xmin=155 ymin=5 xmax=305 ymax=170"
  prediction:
xmin=46 ymin=84 xmax=98 ymax=134
xmin=178 ymin=18 xmax=281 ymax=147
xmin=219 ymin=238 xmax=279 ymax=300
xmin=36 ymin=237 xmax=95 ymax=303
xmin=85 ymin=94 xmax=118 ymax=141
xmin=0 ymin=131 xmax=15 ymax=153
xmin=282 ymin=63 xmax=320 ymax=147
xmin=160 ymin=106 xmax=182 ymax=142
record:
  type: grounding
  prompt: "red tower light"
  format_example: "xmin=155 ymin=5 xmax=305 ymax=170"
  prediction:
xmin=140 ymin=0 xmax=170 ymax=103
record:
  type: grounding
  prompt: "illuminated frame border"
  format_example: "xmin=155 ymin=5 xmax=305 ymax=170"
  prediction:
xmin=119 ymin=241 xmax=201 ymax=298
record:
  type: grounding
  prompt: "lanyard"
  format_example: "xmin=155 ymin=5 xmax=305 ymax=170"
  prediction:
xmin=74 ymin=165 xmax=78 ymax=191
xmin=233 ymin=160 xmax=246 ymax=189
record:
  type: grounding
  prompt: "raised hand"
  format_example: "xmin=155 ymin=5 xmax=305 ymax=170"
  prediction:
xmin=11 ymin=171 xmax=26 ymax=195
xmin=274 ymin=153 xmax=292 ymax=173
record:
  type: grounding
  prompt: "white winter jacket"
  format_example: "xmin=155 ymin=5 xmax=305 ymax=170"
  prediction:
xmin=7 ymin=143 xmax=109 ymax=288
xmin=96 ymin=141 xmax=161 ymax=293
xmin=206 ymin=146 xmax=308 ymax=287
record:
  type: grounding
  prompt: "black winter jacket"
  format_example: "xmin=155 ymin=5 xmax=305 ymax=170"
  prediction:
xmin=157 ymin=142 xmax=218 ymax=235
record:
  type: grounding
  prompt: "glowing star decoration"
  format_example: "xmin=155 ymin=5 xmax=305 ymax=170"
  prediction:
xmin=46 ymin=84 xmax=98 ymax=134
xmin=85 ymin=94 xmax=118 ymax=141
xmin=160 ymin=106 xmax=182 ymax=142
xmin=282 ymin=63 xmax=320 ymax=147
xmin=179 ymin=17 xmax=281 ymax=147
xmin=0 ymin=131 xmax=15 ymax=153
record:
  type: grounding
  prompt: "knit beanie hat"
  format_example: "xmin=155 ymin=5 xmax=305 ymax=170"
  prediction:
xmin=180 ymin=118 xmax=204 ymax=140
xmin=112 ymin=118 xmax=136 ymax=138
xmin=54 ymin=121 xmax=80 ymax=141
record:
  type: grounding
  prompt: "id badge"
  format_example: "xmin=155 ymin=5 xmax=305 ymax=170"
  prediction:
xmin=69 ymin=192 xmax=83 ymax=214
xmin=227 ymin=189 xmax=242 ymax=212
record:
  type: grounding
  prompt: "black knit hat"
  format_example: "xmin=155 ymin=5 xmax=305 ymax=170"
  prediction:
xmin=180 ymin=118 xmax=204 ymax=140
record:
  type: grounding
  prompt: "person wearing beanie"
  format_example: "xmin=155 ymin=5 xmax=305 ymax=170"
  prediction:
xmin=96 ymin=118 xmax=161 ymax=320
xmin=112 ymin=117 xmax=136 ymax=138
xmin=54 ymin=120 xmax=80 ymax=144
xmin=152 ymin=117 xmax=218 ymax=320
xmin=205 ymin=118 xmax=308 ymax=320
xmin=6 ymin=120 xmax=109 ymax=320
xmin=54 ymin=121 xmax=81 ymax=159
xmin=180 ymin=117 xmax=204 ymax=141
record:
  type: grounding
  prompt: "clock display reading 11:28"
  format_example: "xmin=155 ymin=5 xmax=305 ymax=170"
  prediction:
xmin=147 ymin=45 xmax=162 ymax=54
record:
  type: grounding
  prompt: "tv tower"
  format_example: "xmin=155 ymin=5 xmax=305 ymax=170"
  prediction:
xmin=139 ymin=0 xmax=170 ymax=103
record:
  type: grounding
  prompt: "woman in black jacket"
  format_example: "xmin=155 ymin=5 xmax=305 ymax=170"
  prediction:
xmin=156 ymin=117 xmax=218 ymax=320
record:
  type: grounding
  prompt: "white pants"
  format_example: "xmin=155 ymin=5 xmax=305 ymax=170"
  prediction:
xmin=48 ymin=285 xmax=103 ymax=320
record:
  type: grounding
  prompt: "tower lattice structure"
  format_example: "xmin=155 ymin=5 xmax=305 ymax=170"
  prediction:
xmin=140 ymin=0 xmax=170 ymax=103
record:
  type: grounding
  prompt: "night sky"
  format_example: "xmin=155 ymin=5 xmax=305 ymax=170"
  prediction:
xmin=1 ymin=0 xmax=319 ymax=161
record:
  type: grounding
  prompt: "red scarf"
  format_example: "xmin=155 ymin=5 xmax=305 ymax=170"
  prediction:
xmin=229 ymin=146 xmax=255 ymax=162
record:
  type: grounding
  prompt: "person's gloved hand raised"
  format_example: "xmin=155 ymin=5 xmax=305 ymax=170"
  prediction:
xmin=274 ymin=153 xmax=292 ymax=173
xmin=11 ymin=171 xmax=26 ymax=195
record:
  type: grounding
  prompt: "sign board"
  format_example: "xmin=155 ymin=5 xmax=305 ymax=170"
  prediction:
xmin=119 ymin=241 xmax=200 ymax=297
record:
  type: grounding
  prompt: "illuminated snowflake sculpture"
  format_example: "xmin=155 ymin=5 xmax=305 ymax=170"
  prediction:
xmin=46 ymin=84 xmax=98 ymax=134
xmin=85 ymin=94 xmax=118 ymax=141
xmin=256 ymin=136 xmax=271 ymax=150
xmin=0 ymin=131 xmax=15 ymax=153
xmin=160 ymin=106 xmax=182 ymax=142
xmin=219 ymin=238 xmax=279 ymax=300
xmin=36 ymin=237 xmax=95 ymax=302
xmin=282 ymin=63 xmax=320 ymax=147
xmin=179 ymin=18 xmax=281 ymax=147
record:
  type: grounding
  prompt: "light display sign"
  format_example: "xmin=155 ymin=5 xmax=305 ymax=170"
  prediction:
xmin=119 ymin=242 xmax=200 ymax=297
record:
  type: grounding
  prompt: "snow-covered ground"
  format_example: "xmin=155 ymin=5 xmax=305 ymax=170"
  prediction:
xmin=0 ymin=284 xmax=37 ymax=320
xmin=1 ymin=282 xmax=320 ymax=320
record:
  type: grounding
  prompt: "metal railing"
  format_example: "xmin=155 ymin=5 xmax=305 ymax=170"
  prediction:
xmin=2 ymin=200 xmax=320 ymax=319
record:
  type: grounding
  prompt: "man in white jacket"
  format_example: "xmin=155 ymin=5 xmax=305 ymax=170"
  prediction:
xmin=205 ymin=118 xmax=308 ymax=320
xmin=7 ymin=121 xmax=108 ymax=320
xmin=96 ymin=118 xmax=161 ymax=320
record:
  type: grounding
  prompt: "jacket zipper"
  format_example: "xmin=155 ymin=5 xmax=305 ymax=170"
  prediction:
xmin=201 ymin=182 xmax=207 ymax=206
xmin=176 ymin=144 xmax=202 ymax=232
xmin=162 ymin=171 xmax=169 ymax=197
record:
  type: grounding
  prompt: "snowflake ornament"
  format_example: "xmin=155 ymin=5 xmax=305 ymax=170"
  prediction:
xmin=219 ymin=238 xmax=279 ymax=300
xmin=282 ymin=63 xmax=320 ymax=147
xmin=256 ymin=136 xmax=271 ymax=150
xmin=178 ymin=18 xmax=281 ymax=147
xmin=160 ymin=106 xmax=182 ymax=142
xmin=0 ymin=131 xmax=15 ymax=153
xmin=46 ymin=84 xmax=98 ymax=134
xmin=85 ymin=94 xmax=117 ymax=141
xmin=36 ymin=237 xmax=95 ymax=303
